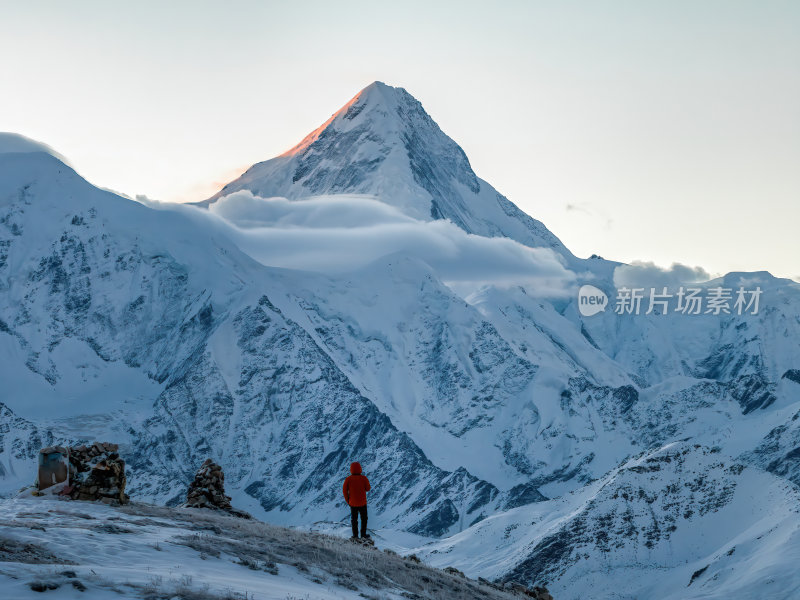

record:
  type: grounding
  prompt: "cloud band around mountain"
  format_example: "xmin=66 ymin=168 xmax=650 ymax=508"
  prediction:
xmin=196 ymin=190 xmax=577 ymax=293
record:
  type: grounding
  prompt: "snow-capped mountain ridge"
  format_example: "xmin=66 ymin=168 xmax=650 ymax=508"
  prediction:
xmin=0 ymin=148 xmax=505 ymax=537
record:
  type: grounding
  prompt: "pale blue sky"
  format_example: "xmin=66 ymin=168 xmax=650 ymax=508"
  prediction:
xmin=1 ymin=1 xmax=798 ymax=279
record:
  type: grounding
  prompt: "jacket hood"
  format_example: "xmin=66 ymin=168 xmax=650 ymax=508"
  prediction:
xmin=350 ymin=462 xmax=362 ymax=475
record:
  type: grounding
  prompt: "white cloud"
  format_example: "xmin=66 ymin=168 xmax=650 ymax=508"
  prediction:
xmin=613 ymin=261 xmax=712 ymax=289
xmin=209 ymin=190 xmax=417 ymax=228
xmin=187 ymin=191 xmax=578 ymax=294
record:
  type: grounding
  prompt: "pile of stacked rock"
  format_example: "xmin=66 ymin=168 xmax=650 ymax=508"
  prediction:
xmin=184 ymin=459 xmax=232 ymax=510
xmin=183 ymin=459 xmax=251 ymax=518
xmin=55 ymin=442 xmax=128 ymax=504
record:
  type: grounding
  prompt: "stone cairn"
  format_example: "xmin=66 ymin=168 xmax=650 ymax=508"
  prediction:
xmin=184 ymin=459 xmax=232 ymax=510
xmin=66 ymin=442 xmax=128 ymax=504
xmin=183 ymin=459 xmax=252 ymax=518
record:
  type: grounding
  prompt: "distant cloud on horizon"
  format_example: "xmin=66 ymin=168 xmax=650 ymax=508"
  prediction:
xmin=613 ymin=261 xmax=713 ymax=289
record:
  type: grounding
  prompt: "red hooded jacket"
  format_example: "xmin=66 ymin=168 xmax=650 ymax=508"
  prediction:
xmin=343 ymin=462 xmax=371 ymax=507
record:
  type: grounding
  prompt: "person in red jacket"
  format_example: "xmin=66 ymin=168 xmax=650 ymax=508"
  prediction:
xmin=343 ymin=461 xmax=371 ymax=539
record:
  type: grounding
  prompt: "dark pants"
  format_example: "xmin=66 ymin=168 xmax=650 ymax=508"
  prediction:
xmin=350 ymin=505 xmax=368 ymax=537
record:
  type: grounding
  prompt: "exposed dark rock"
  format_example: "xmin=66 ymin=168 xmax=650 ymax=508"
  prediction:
xmin=504 ymin=482 xmax=547 ymax=510
xmin=782 ymin=369 xmax=800 ymax=385
xmin=408 ymin=498 xmax=459 ymax=537
xmin=613 ymin=385 xmax=639 ymax=413
xmin=729 ymin=374 xmax=776 ymax=414
xmin=688 ymin=564 xmax=709 ymax=585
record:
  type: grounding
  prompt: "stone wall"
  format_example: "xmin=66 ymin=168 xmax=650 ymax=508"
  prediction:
xmin=65 ymin=442 xmax=128 ymax=505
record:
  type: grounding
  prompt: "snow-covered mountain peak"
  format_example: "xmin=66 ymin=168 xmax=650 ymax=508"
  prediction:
xmin=201 ymin=82 xmax=574 ymax=258
xmin=280 ymin=81 xmax=418 ymax=158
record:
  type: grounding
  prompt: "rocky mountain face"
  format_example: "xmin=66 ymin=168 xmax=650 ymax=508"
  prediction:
xmin=420 ymin=440 xmax=800 ymax=599
xmin=1 ymin=81 xmax=800 ymax=600
xmin=0 ymin=149 xmax=502 ymax=537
